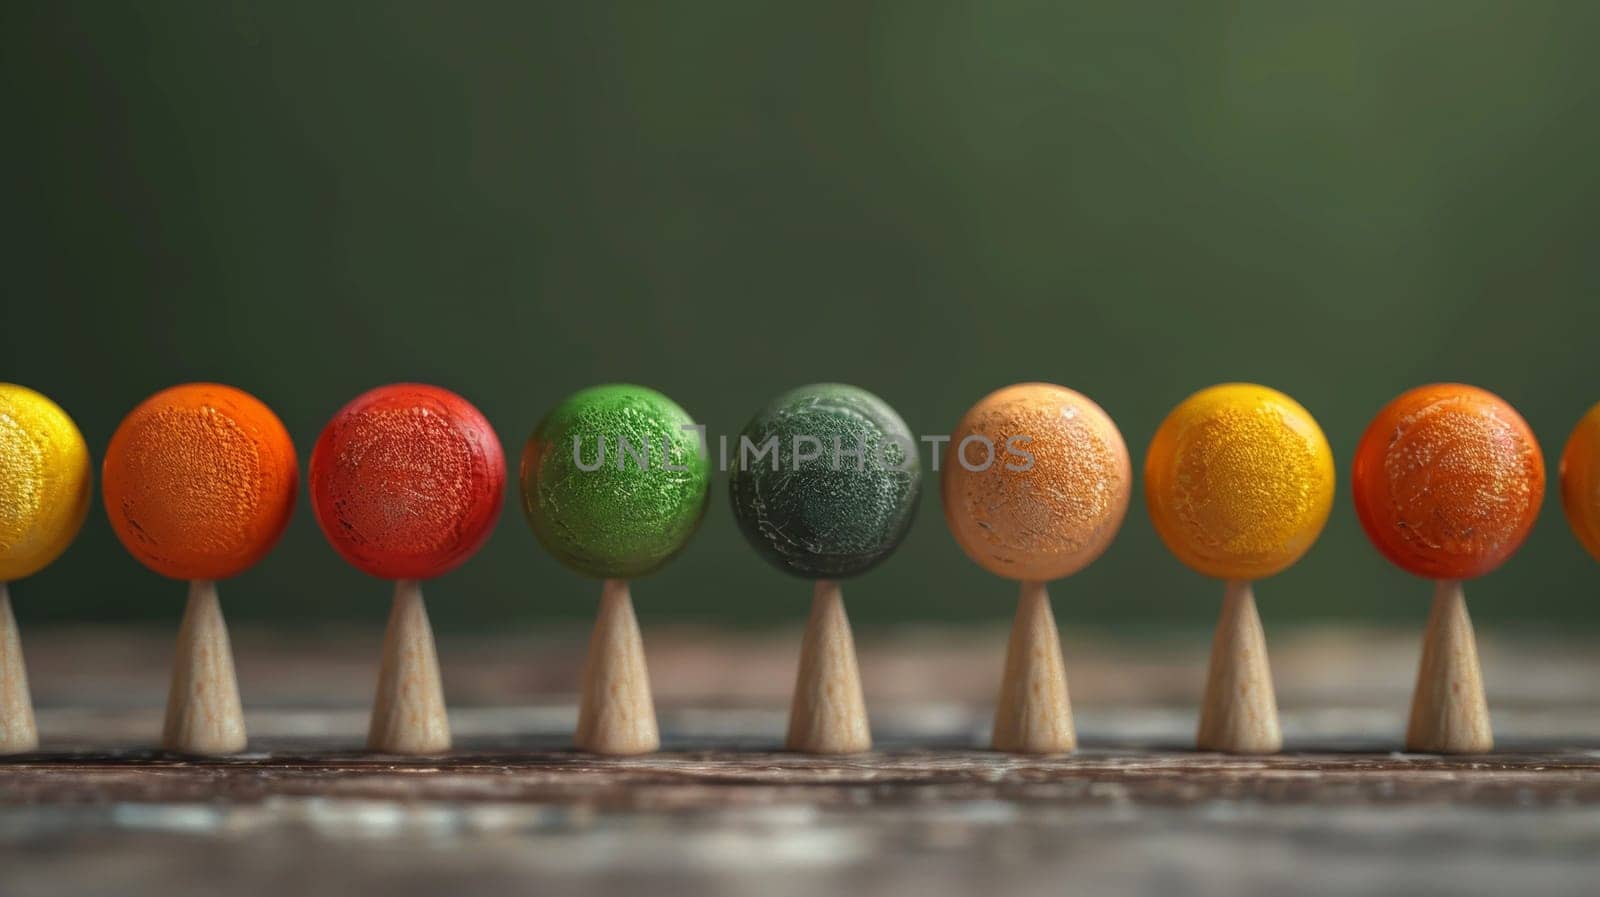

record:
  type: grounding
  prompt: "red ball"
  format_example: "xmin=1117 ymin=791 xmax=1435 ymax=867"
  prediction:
xmin=310 ymin=384 xmax=504 ymax=581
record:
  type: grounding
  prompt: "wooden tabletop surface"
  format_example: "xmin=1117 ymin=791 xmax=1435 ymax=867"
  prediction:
xmin=5 ymin=622 xmax=1600 ymax=896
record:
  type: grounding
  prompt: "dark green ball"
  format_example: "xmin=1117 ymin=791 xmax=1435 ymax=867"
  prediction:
xmin=729 ymin=383 xmax=921 ymax=580
xmin=521 ymin=385 xmax=711 ymax=579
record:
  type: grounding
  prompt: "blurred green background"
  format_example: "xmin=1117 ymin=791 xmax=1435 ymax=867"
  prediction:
xmin=4 ymin=2 xmax=1598 ymax=632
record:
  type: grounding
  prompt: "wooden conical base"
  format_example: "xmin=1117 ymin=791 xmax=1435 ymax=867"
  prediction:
xmin=575 ymin=579 xmax=659 ymax=755
xmin=787 ymin=580 xmax=871 ymax=754
xmin=162 ymin=580 xmax=246 ymax=755
xmin=368 ymin=579 xmax=451 ymax=754
xmin=0 ymin=583 xmax=38 ymax=754
xmin=1405 ymin=580 xmax=1492 ymax=754
xmin=992 ymin=581 xmax=1075 ymax=754
xmin=1196 ymin=580 xmax=1281 ymax=754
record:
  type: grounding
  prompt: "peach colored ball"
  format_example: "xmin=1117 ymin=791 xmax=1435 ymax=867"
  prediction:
xmin=941 ymin=383 xmax=1131 ymax=582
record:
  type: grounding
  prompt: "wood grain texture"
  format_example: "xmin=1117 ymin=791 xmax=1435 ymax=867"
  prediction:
xmin=1196 ymin=581 xmax=1281 ymax=754
xmin=367 ymin=579 xmax=450 ymax=754
xmin=0 ymin=583 xmax=37 ymax=754
xmin=161 ymin=580 xmax=245 ymax=755
xmin=9 ymin=748 xmax=1600 ymax=808
xmin=1406 ymin=580 xmax=1492 ymax=753
xmin=787 ymin=580 xmax=870 ymax=754
xmin=992 ymin=581 xmax=1074 ymax=754
xmin=575 ymin=580 xmax=658 ymax=755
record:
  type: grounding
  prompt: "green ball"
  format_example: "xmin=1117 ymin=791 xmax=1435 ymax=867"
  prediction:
xmin=729 ymin=383 xmax=922 ymax=580
xmin=521 ymin=385 xmax=710 ymax=579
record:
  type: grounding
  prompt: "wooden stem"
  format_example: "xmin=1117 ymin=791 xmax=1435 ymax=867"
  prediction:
xmin=1196 ymin=580 xmax=1282 ymax=754
xmin=1406 ymin=579 xmax=1492 ymax=753
xmin=368 ymin=579 xmax=451 ymax=754
xmin=0 ymin=583 xmax=38 ymax=754
xmin=787 ymin=580 xmax=871 ymax=754
xmin=162 ymin=580 xmax=246 ymax=754
xmin=992 ymin=580 xmax=1075 ymax=754
xmin=575 ymin=579 xmax=659 ymax=755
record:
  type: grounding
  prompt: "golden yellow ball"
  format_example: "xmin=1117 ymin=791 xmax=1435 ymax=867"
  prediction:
xmin=0 ymin=384 xmax=92 ymax=581
xmin=1144 ymin=383 xmax=1334 ymax=581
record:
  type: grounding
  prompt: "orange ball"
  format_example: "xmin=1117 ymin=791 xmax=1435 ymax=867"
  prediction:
xmin=103 ymin=384 xmax=299 ymax=581
xmin=1352 ymin=384 xmax=1543 ymax=581
xmin=1561 ymin=401 xmax=1600 ymax=563
xmin=942 ymin=383 xmax=1131 ymax=582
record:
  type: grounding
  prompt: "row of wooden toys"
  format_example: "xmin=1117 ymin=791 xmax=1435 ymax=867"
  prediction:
xmin=0 ymin=380 xmax=1594 ymax=758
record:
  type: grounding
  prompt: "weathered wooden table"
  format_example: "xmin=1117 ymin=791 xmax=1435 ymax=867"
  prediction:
xmin=4 ymin=623 xmax=1600 ymax=896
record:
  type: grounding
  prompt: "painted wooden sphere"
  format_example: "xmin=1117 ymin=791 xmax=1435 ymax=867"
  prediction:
xmin=521 ymin=385 xmax=709 ymax=580
xmin=943 ymin=383 xmax=1130 ymax=582
xmin=1145 ymin=383 xmax=1334 ymax=581
xmin=104 ymin=384 xmax=298 ymax=581
xmin=730 ymin=383 xmax=920 ymax=580
xmin=1353 ymin=383 xmax=1543 ymax=581
xmin=0 ymin=384 xmax=92 ymax=581
xmin=1558 ymin=401 xmax=1600 ymax=563
xmin=310 ymin=384 xmax=505 ymax=581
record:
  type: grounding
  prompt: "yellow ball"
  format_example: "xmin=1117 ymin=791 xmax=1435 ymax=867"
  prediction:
xmin=1144 ymin=383 xmax=1335 ymax=581
xmin=0 ymin=384 xmax=92 ymax=581
xmin=1562 ymin=402 xmax=1600 ymax=564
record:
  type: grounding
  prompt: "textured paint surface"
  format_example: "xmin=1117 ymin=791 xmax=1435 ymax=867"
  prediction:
xmin=102 ymin=384 xmax=298 ymax=581
xmin=521 ymin=385 xmax=709 ymax=580
xmin=729 ymin=383 xmax=921 ymax=580
xmin=1563 ymin=402 xmax=1600 ymax=564
xmin=311 ymin=384 xmax=504 ymax=581
xmin=941 ymin=383 xmax=1130 ymax=582
xmin=0 ymin=384 xmax=92 ymax=581
xmin=1353 ymin=384 xmax=1544 ymax=581
xmin=1145 ymin=383 xmax=1335 ymax=581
